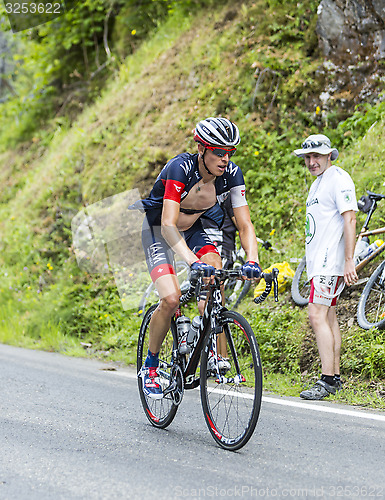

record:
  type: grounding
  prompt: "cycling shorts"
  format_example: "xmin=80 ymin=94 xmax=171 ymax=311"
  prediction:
xmin=142 ymin=218 xmax=219 ymax=282
xmin=309 ymin=275 xmax=345 ymax=307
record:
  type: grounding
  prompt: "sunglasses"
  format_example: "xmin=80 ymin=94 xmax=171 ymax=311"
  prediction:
xmin=301 ymin=140 xmax=327 ymax=149
xmin=205 ymin=145 xmax=237 ymax=158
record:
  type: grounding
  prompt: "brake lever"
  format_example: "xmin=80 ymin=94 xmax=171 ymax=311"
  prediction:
xmin=272 ymin=267 xmax=279 ymax=302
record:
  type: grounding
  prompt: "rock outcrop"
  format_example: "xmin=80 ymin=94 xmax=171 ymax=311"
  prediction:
xmin=317 ymin=0 xmax=385 ymax=61
xmin=315 ymin=0 xmax=385 ymax=111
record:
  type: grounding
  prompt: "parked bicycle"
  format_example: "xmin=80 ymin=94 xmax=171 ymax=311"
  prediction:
xmin=291 ymin=190 xmax=385 ymax=307
xmin=137 ymin=267 xmax=279 ymax=451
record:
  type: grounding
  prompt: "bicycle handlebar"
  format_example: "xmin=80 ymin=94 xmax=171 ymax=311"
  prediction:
xmin=254 ymin=268 xmax=279 ymax=304
xmin=179 ymin=268 xmax=279 ymax=305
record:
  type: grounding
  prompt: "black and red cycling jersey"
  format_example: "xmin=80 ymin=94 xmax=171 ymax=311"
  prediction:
xmin=140 ymin=152 xmax=247 ymax=227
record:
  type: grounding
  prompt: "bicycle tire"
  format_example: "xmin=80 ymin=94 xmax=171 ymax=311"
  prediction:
xmin=137 ymin=304 xmax=179 ymax=428
xmin=223 ymin=257 xmax=251 ymax=310
xmin=357 ymin=260 xmax=385 ymax=330
xmin=291 ymin=255 xmax=310 ymax=307
xmin=200 ymin=310 xmax=262 ymax=451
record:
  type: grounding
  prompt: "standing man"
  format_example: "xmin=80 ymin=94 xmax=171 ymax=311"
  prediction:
xmin=294 ymin=134 xmax=358 ymax=400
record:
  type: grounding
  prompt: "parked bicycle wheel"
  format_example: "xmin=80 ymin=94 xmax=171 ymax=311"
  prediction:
xmin=291 ymin=255 xmax=310 ymax=306
xmin=357 ymin=260 xmax=385 ymax=330
xmin=137 ymin=304 xmax=179 ymax=427
xmin=223 ymin=255 xmax=251 ymax=309
xmin=200 ymin=310 xmax=262 ymax=451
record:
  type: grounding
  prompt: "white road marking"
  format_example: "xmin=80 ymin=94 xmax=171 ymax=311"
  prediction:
xmin=109 ymin=369 xmax=385 ymax=423
xmin=262 ymin=396 xmax=385 ymax=423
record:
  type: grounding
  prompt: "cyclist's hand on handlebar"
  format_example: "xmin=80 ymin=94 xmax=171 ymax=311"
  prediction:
xmin=241 ymin=261 xmax=262 ymax=280
xmin=191 ymin=260 xmax=216 ymax=278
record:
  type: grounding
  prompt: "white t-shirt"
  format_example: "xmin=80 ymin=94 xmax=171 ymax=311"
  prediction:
xmin=305 ymin=165 xmax=358 ymax=279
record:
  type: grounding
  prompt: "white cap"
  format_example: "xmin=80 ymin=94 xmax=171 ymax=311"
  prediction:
xmin=294 ymin=134 xmax=339 ymax=160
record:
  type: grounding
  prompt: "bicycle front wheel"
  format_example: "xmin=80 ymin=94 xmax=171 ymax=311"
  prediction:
xmin=200 ymin=310 xmax=262 ymax=451
xmin=137 ymin=304 xmax=179 ymax=428
xmin=357 ymin=260 xmax=385 ymax=330
xmin=291 ymin=255 xmax=310 ymax=307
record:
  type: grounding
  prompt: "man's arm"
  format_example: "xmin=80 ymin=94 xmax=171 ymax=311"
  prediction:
xmin=161 ymin=199 xmax=198 ymax=265
xmin=342 ymin=209 xmax=358 ymax=286
xmin=233 ymin=205 xmax=259 ymax=264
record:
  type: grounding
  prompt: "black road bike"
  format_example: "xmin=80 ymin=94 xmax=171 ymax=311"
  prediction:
xmin=137 ymin=268 xmax=279 ymax=451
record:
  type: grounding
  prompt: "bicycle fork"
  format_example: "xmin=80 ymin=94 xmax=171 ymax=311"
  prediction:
xmin=210 ymin=293 xmax=246 ymax=385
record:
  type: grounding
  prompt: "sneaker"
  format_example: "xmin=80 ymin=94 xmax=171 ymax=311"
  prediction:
xmin=300 ymin=380 xmax=336 ymax=400
xmin=207 ymin=351 xmax=231 ymax=374
xmin=141 ymin=367 xmax=163 ymax=400
xmin=334 ymin=379 xmax=344 ymax=391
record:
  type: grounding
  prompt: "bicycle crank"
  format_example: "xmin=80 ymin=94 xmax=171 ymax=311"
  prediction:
xmin=163 ymin=364 xmax=184 ymax=406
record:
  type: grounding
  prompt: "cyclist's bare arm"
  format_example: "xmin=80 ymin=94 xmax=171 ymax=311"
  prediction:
xmin=233 ymin=205 xmax=259 ymax=263
xmin=343 ymin=209 xmax=358 ymax=286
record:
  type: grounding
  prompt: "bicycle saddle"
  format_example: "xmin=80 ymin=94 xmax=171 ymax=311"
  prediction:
xmin=367 ymin=190 xmax=385 ymax=201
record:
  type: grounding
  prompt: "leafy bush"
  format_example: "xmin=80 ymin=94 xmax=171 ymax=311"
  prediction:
xmin=341 ymin=329 xmax=385 ymax=379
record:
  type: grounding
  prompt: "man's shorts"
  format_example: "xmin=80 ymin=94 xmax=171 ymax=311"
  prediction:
xmin=309 ymin=275 xmax=345 ymax=307
xmin=142 ymin=218 xmax=219 ymax=282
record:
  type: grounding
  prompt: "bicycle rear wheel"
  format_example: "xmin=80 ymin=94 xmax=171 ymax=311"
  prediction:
xmin=200 ymin=310 xmax=262 ymax=451
xmin=291 ymin=255 xmax=310 ymax=306
xmin=357 ymin=260 xmax=385 ymax=330
xmin=137 ymin=304 xmax=179 ymax=428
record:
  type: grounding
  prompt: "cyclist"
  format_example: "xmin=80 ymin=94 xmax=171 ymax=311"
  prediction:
xmin=139 ymin=117 xmax=262 ymax=399
xmin=294 ymin=134 xmax=358 ymax=400
xmin=201 ymin=195 xmax=238 ymax=267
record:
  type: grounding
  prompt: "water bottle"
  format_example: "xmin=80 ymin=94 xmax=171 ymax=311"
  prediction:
xmin=176 ymin=315 xmax=191 ymax=354
xmin=354 ymin=236 xmax=370 ymax=265
xmin=187 ymin=316 xmax=202 ymax=348
xmin=362 ymin=239 xmax=384 ymax=260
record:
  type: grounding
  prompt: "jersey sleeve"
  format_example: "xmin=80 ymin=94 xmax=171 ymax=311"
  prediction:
xmin=334 ymin=172 xmax=358 ymax=214
xmin=227 ymin=162 xmax=248 ymax=208
xmin=163 ymin=156 xmax=189 ymax=204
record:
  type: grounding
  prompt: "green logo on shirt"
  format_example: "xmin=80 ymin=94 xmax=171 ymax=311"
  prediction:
xmin=305 ymin=214 xmax=315 ymax=244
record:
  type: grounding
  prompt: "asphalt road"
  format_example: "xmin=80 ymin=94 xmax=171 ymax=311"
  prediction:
xmin=1 ymin=344 xmax=384 ymax=499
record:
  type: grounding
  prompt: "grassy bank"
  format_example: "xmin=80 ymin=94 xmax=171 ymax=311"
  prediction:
xmin=0 ymin=0 xmax=385 ymax=409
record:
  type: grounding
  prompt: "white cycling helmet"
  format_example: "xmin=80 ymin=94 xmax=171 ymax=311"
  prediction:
xmin=194 ymin=117 xmax=240 ymax=147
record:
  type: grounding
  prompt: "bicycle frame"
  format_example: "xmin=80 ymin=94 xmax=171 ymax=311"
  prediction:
xmin=174 ymin=279 xmax=225 ymax=390
xmin=355 ymin=195 xmax=385 ymax=272
xmin=169 ymin=269 xmax=278 ymax=390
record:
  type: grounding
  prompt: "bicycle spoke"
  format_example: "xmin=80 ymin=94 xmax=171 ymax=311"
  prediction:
xmin=200 ymin=311 xmax=262 ymax=451
xmin=365 ymin=285 xmax=385 ymax=324
xmin=357 ymin=261 xmax=385 ymax=330
xmin=137 ymin=304 xmax=178 ymax=428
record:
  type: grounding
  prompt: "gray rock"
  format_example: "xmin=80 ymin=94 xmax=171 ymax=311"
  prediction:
xmin=317 ymin=0 xmax=385 ymax=61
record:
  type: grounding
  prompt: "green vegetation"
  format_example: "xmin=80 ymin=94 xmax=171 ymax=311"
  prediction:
xmin=1 ymin=0 xmax=385 ymax=409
